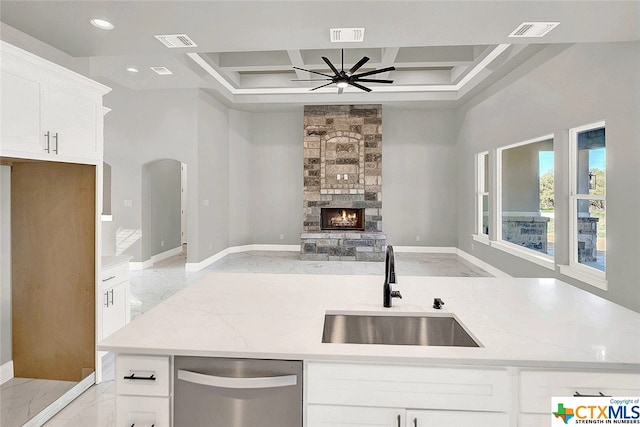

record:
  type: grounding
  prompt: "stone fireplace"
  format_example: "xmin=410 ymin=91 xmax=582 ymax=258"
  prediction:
xmin=301 ymin=105 xmax=386 ymax=261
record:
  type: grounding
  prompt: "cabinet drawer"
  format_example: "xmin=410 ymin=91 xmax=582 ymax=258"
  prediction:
xmin=518 ymin=413 xmax=548 ymax=427
xmin=407 ymin=409 xmax=510 ymax=427
xmin=116 ymin=355 xmax=170 ymax=397
xmin=520 ymin=370 xmax=640 ymax=414
xmin=101 ymin=262 xmax=129 ymax=289
xmin=116 ymin=395 xmax=170 ymax=427
xmin=307 ymin=404 xmax=404 ymax=427
xmin=306 ymin=362 xmax=509 ymax=412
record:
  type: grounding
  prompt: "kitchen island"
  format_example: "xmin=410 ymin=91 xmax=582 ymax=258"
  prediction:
xmin=98 ymin=273 xmax=640 ymax=426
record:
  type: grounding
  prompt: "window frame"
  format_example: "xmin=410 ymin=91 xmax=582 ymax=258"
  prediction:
xmin=561 ymin=120 xmax=607 ymax=290
xmin=494 ymin=134 xmax=555 ymax=269
xmin=473 ymin=151 xmax=490 ymax=244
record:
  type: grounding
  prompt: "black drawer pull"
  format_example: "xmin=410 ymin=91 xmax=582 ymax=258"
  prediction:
xmin=574 ymin=391 xmax=609 ymax=397
xmin=123 ymin=373 xmax=156 ymax=381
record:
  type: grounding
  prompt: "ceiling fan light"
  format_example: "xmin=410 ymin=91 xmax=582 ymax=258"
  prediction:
xmin=336 ymin=81 xmax=349 ymax=88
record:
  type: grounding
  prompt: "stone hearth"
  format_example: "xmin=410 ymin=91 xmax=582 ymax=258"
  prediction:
xmin=301 ymin=105 xmax=386 ymax=261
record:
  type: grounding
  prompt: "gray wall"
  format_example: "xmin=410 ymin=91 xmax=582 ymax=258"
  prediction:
xmin=102 ymin=86 xmax=199 ymax=262
xmin=382 ymin=108 xmax=458 ymax=247
xmin=228 ymin=110 xmax=253 ymax=246
xmin=144 ymin=159 xmax=182 ymax=256
xmin=195 ymin=90 xmax=231 ymax=258
xmin=1 ymin=166 xmax=11 ymax=365
xmin=248 ymin=111 xmax=304 ymax=244
xmin=455 ymin=42 xmax=640 ymax=311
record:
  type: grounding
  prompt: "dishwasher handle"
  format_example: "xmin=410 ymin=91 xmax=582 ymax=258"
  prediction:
xmin=177 ymin=369 xmax=297 ymax=389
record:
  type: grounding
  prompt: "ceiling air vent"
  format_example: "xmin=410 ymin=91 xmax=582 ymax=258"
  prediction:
xmin=154 ymin=34 xmax=198 ymax=48
xmin=150 ymin=66 xmax=173 ymax=75
xmin=330 ymin=27 xmax=365 ymax=43
xmin=508 ymin=22 xmax=559 ymax=38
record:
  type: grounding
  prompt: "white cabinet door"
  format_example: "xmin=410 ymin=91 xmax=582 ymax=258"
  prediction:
xmin=116 ymin=395 xmax=170 ymax=427
xmin=307 ymin=404 xmax=404 ymax=427
xmin=406 ymin=409 xmax=510 ymax=427
xmin=0 ymin=61 xmax=46 ymax=156
xmin=102 ymin=282 xmax=127 ymax=339
xmin=46 ymin=78 xmax=99 ymax=160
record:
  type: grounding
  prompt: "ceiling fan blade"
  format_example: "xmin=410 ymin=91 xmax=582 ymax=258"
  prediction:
xmin=348 ymin=56 xmax=370 ymax=74
xmin=293 ymin=67 xmax=334 ymax=78
xmin=322 ymin=57 xmax=341 ymax=76
xmin=310 ymin=82 xmax=336 ymax=91
xmin=348 ymin=81 xmax=372 ymax=92
xmin=352 ymin=66 xmax=396 ymax=79
xmin=352 ymin=78 xmax=394 ymax=84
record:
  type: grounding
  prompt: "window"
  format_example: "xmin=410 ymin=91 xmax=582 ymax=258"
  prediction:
xmin=496 ymin=135 xmax=554 ymax=262
xmin=476 ymin=152 xmax=489 ymax=238
xmin=569 ymin=122 xmax=606 ymax=276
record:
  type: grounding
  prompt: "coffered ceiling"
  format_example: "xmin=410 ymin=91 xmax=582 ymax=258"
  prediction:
xmin=1 ymin=1 xmax=638 ymax=109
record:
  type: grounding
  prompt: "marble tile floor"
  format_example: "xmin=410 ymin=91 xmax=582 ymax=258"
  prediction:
xmin=36 ymin=250 xmax=490 ymax=427
xmin=1 ymin=378 xmax=76 ymax=427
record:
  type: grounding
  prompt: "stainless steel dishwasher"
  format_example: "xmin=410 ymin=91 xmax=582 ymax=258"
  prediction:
xmin=174 ymin=356 xmax=303 ymax=427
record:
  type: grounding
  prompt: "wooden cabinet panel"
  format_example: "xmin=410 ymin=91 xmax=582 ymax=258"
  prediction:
xmin=11 ymin=161 xmax=96 ymax=382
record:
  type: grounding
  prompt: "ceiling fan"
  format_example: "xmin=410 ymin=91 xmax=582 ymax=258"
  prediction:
xmin=292 ymin=49 xmax=395 ymax=94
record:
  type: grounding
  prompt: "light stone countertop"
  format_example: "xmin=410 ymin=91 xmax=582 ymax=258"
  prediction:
xmin=101 ymin=255 xmax=132 ymax=269
xmin=98 ymin=272 xmax=640 ymax=370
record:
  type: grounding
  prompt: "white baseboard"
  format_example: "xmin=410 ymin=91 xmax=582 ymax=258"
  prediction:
xmin=393 ymin=245 xmax=510 ymax=278
xmin=23 ymin=372 xmax=95 ymax=427
xmin=129 ymin=245 xmax=184 ymax=270
xmin=151 ymin=245 xmax=183 ymax=264
xmin=129 ymin=259 xmax=153 ymax=271
xmin=393 ymin=246 xmax=457 ymax=254
xmin=1 ymin=360 xmax=13 ymax=384
xmin=185 ymin=244 xmax=300 ymax=272
xmin=455 ymin=248 xmax=511 ymax=278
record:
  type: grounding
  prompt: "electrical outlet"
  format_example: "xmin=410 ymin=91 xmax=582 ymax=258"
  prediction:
xmin=471 ymin=243 xmax=475 ymax=251
xmin=416 ymin=235 xmax=421 ymax=242
xmin=161 ymin=240 xmax=165 ymax=247
xmin=209 ymin=243 xmax=212 ymax=250
xmin=279 ymin=234 xmax=284 ymax=240
xmin=124 ymin=199 xmax=133 ymax=207
xmin=203 ymin=199 xmax=210 ymax=207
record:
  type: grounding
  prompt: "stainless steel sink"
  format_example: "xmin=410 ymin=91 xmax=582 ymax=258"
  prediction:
xmin=322 ymin=312 xmax=480 ymax=347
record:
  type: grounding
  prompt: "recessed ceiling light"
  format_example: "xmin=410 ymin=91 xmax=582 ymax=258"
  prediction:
xmin=508 ymin=22 xmax=559 ymax=38
xmin=126 ymin=67 xmax=139 ymax=73
xmin=90 ymin=18 xmax=114 ymax=30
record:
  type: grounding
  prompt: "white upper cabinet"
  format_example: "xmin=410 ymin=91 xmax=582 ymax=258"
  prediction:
xmin=0 ymin=41 xmax=110 ymax=164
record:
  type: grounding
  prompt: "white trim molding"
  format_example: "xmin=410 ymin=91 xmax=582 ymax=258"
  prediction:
xmin=150 ymin=245 xmax=183 ymax=264
xmin=1 ymin=360 xmax=14 ymax=384
xmin=393 ymin=246 xmax=510 ymax=278
xmin=490 ymin=240 xmax=555 ymax=271
xmin=559 ymin=264 xmax=608 ymax=291
xmin=185 ymin=244 xmax=301 ymax=272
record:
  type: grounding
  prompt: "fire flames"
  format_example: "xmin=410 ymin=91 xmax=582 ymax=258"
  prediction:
xmin=330 ymin=210 xmax=358 ymax=228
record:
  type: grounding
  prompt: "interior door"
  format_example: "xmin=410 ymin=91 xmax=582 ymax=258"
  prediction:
xmin=11 ymin=161 xmax=96 ymax=381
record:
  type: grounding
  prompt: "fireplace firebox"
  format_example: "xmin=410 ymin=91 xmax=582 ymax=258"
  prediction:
xmin=321 ymin=208 xmax=365 ymax=231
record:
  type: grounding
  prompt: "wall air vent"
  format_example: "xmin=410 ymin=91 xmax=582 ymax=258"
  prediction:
xmin=154 ymin=34 xmax=198 ymax=48
xmin=330 ymin=27 xmax=365 ymax=43
xmin=150 ymin=66 xmax=173 ymax=75
xmin=508 ymin=22 xmax=559 ymax=38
